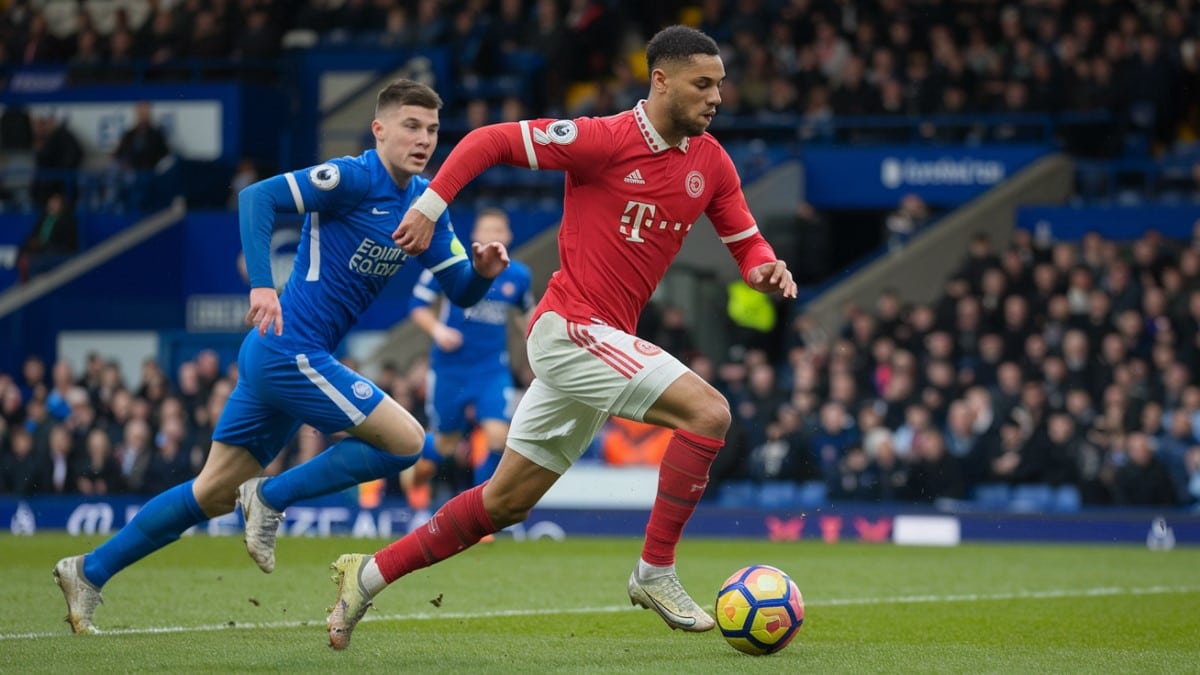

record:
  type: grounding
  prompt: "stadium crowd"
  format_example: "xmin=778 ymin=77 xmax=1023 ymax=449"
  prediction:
xmin=2 ymin=0 xmax=1199 ymax=144
xmin=3 ymin=227 xmax=1200 ymax=510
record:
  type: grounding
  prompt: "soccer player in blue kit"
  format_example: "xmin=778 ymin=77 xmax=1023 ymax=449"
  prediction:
xmin=406 ymin=208 xmax=534 ymax=492
xmin=53 ymin=79 xmax=511 ymax=634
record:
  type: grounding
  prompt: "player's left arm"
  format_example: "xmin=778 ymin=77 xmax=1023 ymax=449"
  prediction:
xmin=238 ymin=160 xmax=369 ymax=335
xmin=416 ymin=213 xmax=510 ymax=307
xmin=706 ymin=150 xmax=798 ymax=299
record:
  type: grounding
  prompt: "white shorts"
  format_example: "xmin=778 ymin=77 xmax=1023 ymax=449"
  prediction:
xmin=507 ymin=311 xmax=690 ymax=474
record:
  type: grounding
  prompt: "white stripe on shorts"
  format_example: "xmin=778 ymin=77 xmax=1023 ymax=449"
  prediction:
xmin=296 ymin=354 xmax=366 ymax=425
xmin=566 ymin=321 xmax=642 ymax=378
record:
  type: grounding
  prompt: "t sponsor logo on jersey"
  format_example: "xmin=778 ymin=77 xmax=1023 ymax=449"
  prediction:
xmin=685 ymin=170 xmax=704 ymax=198
xmin=619 ymin=200 xmax=694 ymax=243
xmin=371 ymin=207 xmax=390 ymax=215
xmin=633 ymin=339 xmax=663 ymax=356
xmin=352 ymin=381 xmax=373 ymax=400
xmin=349 ymin=237 xmax=408 ymax=277
xmin=309 ymin=163 xmax=340 ymax=190
xmin=624 ymin=169 xmax=646 ymax=185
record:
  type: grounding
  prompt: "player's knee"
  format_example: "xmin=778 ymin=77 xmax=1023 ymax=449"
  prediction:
xmin=685 ymin=389 xmax=731 ymax=439
xmin=385 ymin=419 xmax=426 ymax=458
xmin=192 ymin=482 xmax=238 ymax=517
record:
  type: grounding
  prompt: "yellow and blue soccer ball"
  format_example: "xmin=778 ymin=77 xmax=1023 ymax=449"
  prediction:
xmin=715 ymin=564 xmax=804 ymax=655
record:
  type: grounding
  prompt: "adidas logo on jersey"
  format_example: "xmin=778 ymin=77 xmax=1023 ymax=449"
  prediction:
xmin=624 ymin=169 xmax=646 ymax=185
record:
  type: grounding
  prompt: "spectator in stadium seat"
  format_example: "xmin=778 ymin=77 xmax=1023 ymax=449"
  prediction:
xmin=975 ymin=411 xmax=1021 ymax=483
xmin=905 ymin=428 xmax=966 ymax=502
xmin=30 ymin=115 xmax=83 ymax=208
xmin=114 ymin=418 xmax=153 ymax=493
xmin=44 ymin=361 xmax=78 ymax=422
xmin=1113 ymin=431 xmax=1179 ymax=506
xmin=111 ymin=102 xmax=171 ymax=212
xmin=17 ymin=192 xmax=79 ymax=283
xmin=883 ymin=193 xmax=929 ymax=251
xmin=1 ymin=426 xmax=41 ymax=496
xmin=140 ymin=415 xmax=193 ymax=496
xmin=40 ymin=424 xmax=78 ymax=495
xmin=233 ymin=9 xmax=281 ymax=64
xmin=1185 ymin=445 xmax=1200 ymax=505
xmin=75 ymin=428 xmax=123 ymax=495
xmin=104 ymin=29 xmax=138 ymax=84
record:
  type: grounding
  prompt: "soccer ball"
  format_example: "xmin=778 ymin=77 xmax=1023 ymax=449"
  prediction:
xmin=715 ymin=564 xmax=804 ymax=656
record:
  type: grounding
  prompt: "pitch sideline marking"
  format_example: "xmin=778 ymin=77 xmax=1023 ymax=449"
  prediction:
xmin=5 ymin=584 xmax=1199 ymax=641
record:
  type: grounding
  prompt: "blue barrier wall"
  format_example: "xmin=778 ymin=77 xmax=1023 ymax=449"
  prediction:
xmin=5 ymin=494 xmax=1195 ymax=546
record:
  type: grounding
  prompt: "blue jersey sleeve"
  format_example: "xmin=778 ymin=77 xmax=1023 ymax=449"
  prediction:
xmin=416 ymin=214 xmax=493 ymax=307
xmin=237 ymin=158 xmax=370 ymax=289
xmin=408 ymin=269 xmax=443 ymax=313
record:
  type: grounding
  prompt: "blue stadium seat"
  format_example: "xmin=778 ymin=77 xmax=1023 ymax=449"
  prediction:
xmin=797 ymin=481 xmax=828 ymax=508
xmin=717 ymin=480 xmax=757 ymax=509
xmin=1010 ymin=484 xmax=1055 ymax=513
xmin=1052 ymin=485 xmax=1082 ymax=513
xmin=972 ymin=483 xmax=1011 ymax=510
xmin=757 ymin=481 xmax=798 ymax=509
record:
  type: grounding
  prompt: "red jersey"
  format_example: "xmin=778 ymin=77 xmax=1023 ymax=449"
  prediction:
xmin=427 ymin=101 xmax=777 ymax=334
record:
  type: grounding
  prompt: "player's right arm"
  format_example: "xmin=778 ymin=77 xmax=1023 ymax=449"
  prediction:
xmin=238 ymin=160 xmax=369 ymax=335
xmin=408 ymin=271 xmax=463 ymax=352
xmin=395 ymin=118 xmax=611 ymax=252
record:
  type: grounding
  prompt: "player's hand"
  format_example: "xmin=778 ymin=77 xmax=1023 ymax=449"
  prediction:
xmin=746 ymin=261 xmax=798 ymax=299
xmin=246 ymin=287 xmax=283 ymax=336
xmin=432 ymin=324 xmax=464 ymax=352
xmin=471 ymin=241 xmax=510 ymax=279
xmin=393 ymin=208 xmax=435 ymax=255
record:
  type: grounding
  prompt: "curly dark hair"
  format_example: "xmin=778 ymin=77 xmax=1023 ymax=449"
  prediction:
xmin=645 ymin=25 xmax=720 ymax=71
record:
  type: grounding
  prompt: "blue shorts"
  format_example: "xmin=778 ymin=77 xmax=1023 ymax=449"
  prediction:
xmin=213 ymin=332 xmax=385 ymax=466
xmin=425 ymin=367 xmax=515 ymax=434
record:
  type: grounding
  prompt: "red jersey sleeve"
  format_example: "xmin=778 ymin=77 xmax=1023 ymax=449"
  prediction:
xmin=706 ymin=145 xmax=779 ymax=281
xmin=427 ymin=118 xmax=612 ymax=202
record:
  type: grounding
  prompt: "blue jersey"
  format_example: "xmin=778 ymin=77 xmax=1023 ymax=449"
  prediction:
xmin=240 ymin=149 xmax=470 ymax=353
xmin=223 ymin=149 xmax=495 ymax=463
xmin=410 ymin=259 xmax=534 ymax=373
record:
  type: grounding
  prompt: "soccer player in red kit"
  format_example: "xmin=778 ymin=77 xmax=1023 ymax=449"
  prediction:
xmin=325 ymin=25 xmax=798 ymax=649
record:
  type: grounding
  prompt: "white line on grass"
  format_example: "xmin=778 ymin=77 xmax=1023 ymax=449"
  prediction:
xmin=7 ymin=584 xmax=1199 ymax=641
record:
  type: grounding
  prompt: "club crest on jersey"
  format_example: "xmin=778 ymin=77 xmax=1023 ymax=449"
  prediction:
xmin=535 ymin=120 xmax=577 ymax=145
xmin=352 ymin=381 xmax=373 ymax=399
xmin=308 ymin=163 xmax=340 ymax=190
xmin=633 ymin=339 xmax=663 ymax=356
xmin=685 ymin=170 xmax=704 ymax=198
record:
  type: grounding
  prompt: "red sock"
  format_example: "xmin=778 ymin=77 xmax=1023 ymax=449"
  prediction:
xmin=642 ymin=429 xmax=723 ymax=566
xmin=374 ymin=483 xmax=497 ymax=583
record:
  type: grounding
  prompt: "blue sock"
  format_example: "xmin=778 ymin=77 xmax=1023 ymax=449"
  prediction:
xmin=84 ymin=480 xmax=206 ymax=588
xmin=259 ymin=437 xmax=418 ymax=510
xmin=474 ymin=449 xmax=503 ymax=486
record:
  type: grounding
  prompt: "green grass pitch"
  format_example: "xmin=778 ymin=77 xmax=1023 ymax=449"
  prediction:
xmin=3 ymin=533 xmax=1198 ymax=673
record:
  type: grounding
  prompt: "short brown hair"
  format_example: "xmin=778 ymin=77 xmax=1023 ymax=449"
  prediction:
xmin=376 ymin=79 xmax=442 ymax=117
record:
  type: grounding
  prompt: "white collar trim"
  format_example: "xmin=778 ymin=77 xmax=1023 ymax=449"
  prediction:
xmin=633 ymin=100 xmax=689 ymax=154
